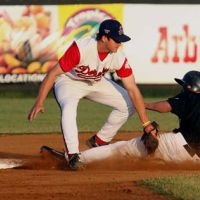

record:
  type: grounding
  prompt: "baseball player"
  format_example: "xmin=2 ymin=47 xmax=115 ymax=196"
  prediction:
xmin=77 ymin=71 xmax=200 ymax=164
xmin=28 ymin=19 xmax=157 ymax=170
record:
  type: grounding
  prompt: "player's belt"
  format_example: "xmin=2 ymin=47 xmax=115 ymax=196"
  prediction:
xmin=183 ymin=144 xmax=200 ymax=158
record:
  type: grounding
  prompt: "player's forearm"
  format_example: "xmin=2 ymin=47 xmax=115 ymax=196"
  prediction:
xmin=34 ymin=73 xmax=56 ymax=106
xmin=145 ymin=101 xmax=171 ymax=113
xmin=35 ymin=63 xmax=63 ymax=106
xmin=122 ymin=75 xmax=150 ymax=124
xmin=128 ymin=88 xmax=149 ymax=124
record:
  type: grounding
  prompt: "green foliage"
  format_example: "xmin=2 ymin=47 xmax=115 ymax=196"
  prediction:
xmin=0 ymin=83 xmax=181 ymax=98
xmin=0 ymin=97 xmax=178 ymax=134
xmin=138 ymin=84 xmax=182 ymax=98
xmin=137 ymin=175 xmax=200 ymax=200
xmin=0 ymin=83 xmax=42 ymax=98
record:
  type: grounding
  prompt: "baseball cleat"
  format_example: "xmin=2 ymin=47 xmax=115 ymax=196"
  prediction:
xmin=86 ymin=135 xmax=109 ymax=148
xmin=68 ymin=153 xmax=84 ymax=171
xmin=86 ymin=135 xmax=100 ymax=148
xmin=40 ymin=146 xmax=85 ymax=170
xmin=40 ymin=145 xmax=65 ymax=161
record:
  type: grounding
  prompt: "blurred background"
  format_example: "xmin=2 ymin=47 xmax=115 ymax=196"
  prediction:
xmin=0 ymin=0 xmax=199 ymax=134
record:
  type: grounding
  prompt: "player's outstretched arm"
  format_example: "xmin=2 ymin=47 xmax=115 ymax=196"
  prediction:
xmin=121 ymin=74 xmax=158 ymax=136
xmin=122 ymin=74 xmax=150 ymax=124
xmin=145 ymin=101 xmax=172 ymax=113
xmin=28 ymin=63 xmax=63 ymax=121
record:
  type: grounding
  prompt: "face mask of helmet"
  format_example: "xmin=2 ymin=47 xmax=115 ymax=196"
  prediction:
xmin=185 ymin=84 xmax=200 ymax=93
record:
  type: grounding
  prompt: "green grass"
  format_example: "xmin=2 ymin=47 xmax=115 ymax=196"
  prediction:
xmin=0 ymin=97 xmax=178 ymax=134
xmin=137 ymin=175 xmax=200 ymax=200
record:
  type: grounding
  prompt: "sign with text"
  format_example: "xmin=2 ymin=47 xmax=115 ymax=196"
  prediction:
xmin=0 ymin=4 xmax=200 ymax=84
xmin=124 ymin=4 xmax=200 ymax=84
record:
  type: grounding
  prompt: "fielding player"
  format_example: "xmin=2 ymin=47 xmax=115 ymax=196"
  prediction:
xmin=28 ymin=19 xmax=157 ymax=170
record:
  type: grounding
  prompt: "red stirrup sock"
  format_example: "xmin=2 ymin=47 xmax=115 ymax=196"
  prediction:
xmin=95 ymin=135 xmax=108 ymax=145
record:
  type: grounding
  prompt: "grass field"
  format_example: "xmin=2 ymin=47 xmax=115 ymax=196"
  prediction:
xmin=138 ymin=175 xmax=200 ymax=200
xmin=0 ymin=94 xmax=199 ymax=200
xmin=0 ymin=97 xmax=178 ymax=134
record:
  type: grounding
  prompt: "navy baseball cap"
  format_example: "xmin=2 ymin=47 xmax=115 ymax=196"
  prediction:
xmin=98 ymin=19 xmax=131 ymax=43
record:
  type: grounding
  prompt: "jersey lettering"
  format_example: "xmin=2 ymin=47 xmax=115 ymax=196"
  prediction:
xmin=75 ymin=66 xmax=109 ymax=81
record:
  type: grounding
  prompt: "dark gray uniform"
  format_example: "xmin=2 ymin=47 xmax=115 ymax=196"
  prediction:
xmin=168 ymin=90 xmax=200 ymax=155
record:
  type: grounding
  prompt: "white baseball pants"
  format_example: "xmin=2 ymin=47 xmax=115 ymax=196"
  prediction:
xmin=79 ymin=132 xmax=200 ymax=164
xmin=54 ymin=75 xmax=135 ymax=154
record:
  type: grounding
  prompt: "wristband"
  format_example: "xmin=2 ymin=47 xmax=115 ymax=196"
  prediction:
xmin=142 ymin=121 xmax=151 ymax=128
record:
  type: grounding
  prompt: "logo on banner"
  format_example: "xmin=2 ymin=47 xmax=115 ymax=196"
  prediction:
xmin=62 ymin=8 xmax=114 ymax=41
xmin=152 ymin=25 xmax=197 ymax=63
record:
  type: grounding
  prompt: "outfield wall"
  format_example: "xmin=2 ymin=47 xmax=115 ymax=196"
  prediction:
xmin=0 ymin=4 xmax=199 ymax=84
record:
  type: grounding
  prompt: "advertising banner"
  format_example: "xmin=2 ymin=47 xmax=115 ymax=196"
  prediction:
xmin=0 ymin=4 xmax=123 ymax=83
xmin=0 ymin=4 xmax=200 ymax=84
xmin=0 ymin=5 xmax=58 ymax=83
xmin=124 ymin=4 xmax=200 ymax=84
xmin=57 ymin=4 xmax=123 ymax=57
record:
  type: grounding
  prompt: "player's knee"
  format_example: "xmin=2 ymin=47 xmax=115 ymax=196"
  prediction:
xmin=61 ymin=101 xmax=79 ymax=116
xmin=120 ymin=98 xmax=135 ymax=117
xmin=116 ymin=104 xmax=134 ymax=120
xmin=121 ymin=105 xmax=135 ymax=120
xmin=118 ymin=110 xmax=131 ymax=123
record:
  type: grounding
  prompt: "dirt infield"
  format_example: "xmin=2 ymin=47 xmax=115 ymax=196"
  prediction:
xmin=0 ymin=133 xmax=200 ymax=200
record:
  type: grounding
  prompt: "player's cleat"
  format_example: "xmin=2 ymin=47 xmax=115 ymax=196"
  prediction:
xmin=86 ymin=135 xmax=99 ymax=148
xmin=68 ymin=153 xmax=84 ymax=171
xmin=40 ymin=145 xmax=65 ymax=161
xmin=40 ymin=145 xmax=84 ymax=170
xmin=86 ymin=135 xmax=108 ymax=148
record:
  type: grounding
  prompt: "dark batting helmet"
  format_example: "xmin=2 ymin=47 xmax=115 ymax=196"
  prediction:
xmin=175 ymin=70 xmax=200 ymax=93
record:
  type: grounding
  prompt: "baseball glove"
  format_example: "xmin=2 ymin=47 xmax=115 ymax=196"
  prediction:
xmin=141 ymin=121 xmax=159 ymax=155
